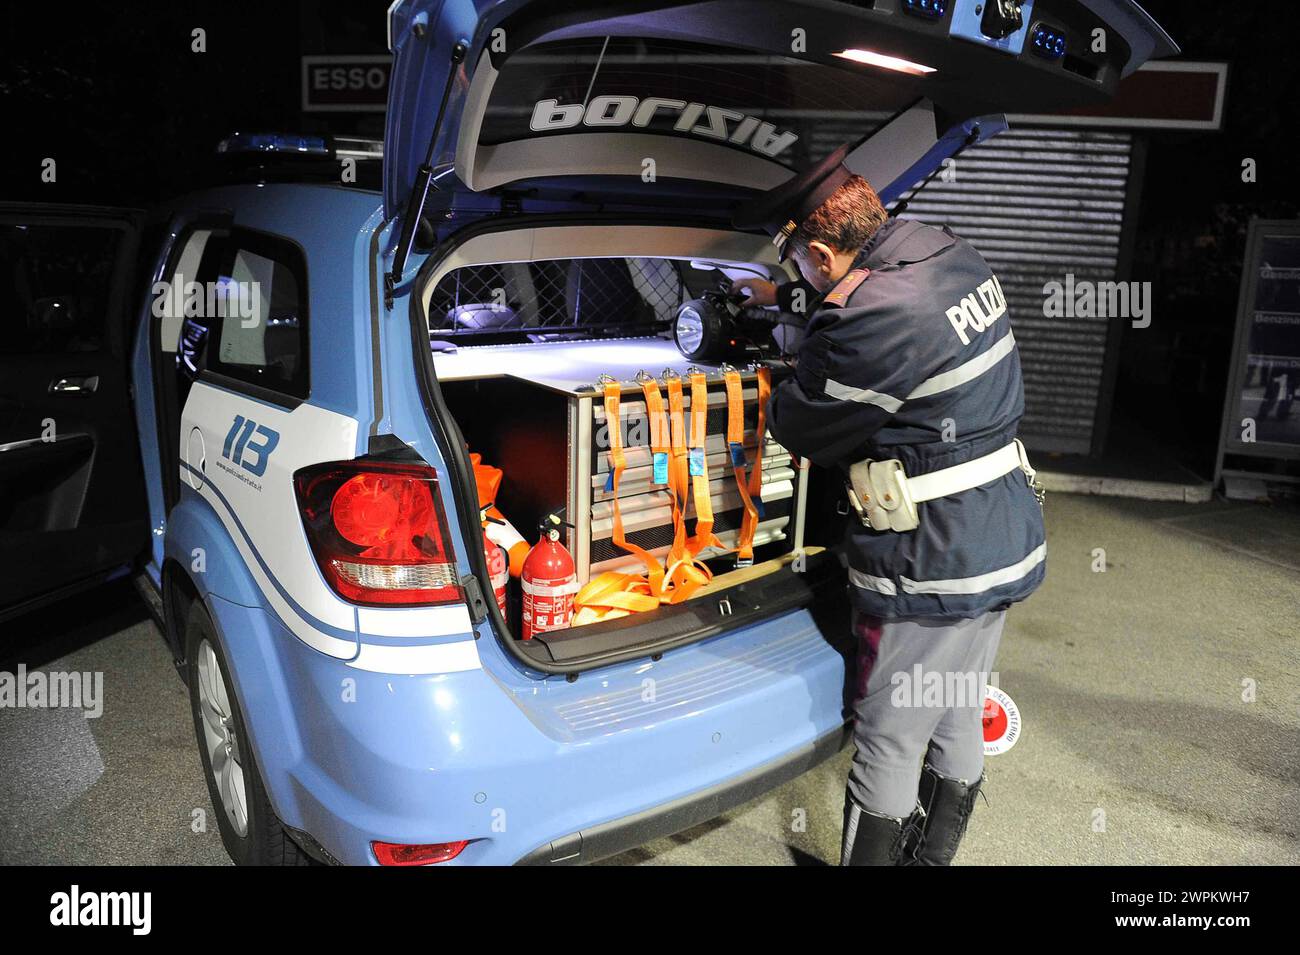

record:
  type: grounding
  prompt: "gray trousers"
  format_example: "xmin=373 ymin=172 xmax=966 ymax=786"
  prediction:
xmin=847 ymin=609 xmax=1006 ymax=819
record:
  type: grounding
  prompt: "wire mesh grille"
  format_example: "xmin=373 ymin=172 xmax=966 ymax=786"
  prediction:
xmin=428 ymin=257 xmax=693 ymax=340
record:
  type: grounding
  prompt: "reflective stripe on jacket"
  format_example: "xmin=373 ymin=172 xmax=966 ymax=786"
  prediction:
xmin=768 ymin=217 xmax=1046 ymax=620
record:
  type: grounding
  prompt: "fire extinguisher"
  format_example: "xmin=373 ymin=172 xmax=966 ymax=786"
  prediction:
xmin=520 ymin=512 xmax=577 ymax=640
xmin=483 ymin=530 xmax=509 ymax=619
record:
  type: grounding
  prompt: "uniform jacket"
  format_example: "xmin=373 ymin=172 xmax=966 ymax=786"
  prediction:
xmin=768 ymin=216 xmax=1046 ymax=620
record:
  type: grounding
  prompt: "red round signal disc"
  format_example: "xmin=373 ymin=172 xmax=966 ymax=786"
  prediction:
xmin=982 ymin=685 xmax=1021 ymax=756
xmin=983 ymin=702 xmax=1007 ymax=741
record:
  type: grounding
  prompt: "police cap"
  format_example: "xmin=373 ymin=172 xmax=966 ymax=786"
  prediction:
xmin=731 ymin=143 xmax=854 ymax=262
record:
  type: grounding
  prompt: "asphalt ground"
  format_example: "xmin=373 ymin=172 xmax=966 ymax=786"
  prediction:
xmin=2 ymin=492 xmax=1297 ymax=866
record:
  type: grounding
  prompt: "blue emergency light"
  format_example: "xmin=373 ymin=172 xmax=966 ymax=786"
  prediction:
xmin=1030 ymin=22 xmax=1067 ymax=59
xmin=902 ymin=0 xmax=948 ymax=20
xmin=216 ymin=132 xmax=331 ymax=156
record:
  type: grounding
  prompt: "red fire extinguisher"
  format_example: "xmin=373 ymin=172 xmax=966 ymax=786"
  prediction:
xmin=480 ymin=507 xmax=509 ymax=619
xmin=484 ymin=528 xmax=508 ymax=618
xmin=521 ymin=512 xmax=577 ymax=640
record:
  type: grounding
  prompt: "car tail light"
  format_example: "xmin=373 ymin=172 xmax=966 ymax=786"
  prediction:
xmin=294 ymin=459 xmax=461 ymax=606
xmin=372 ymin=840 xmax=469 ymax=866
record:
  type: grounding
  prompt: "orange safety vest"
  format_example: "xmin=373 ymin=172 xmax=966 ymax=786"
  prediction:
xmin=469 ymin=452 xmax=529 ymax=576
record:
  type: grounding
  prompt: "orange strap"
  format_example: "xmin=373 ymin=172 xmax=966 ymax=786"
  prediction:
xmin=573 ymin=571 xmax=660 ymax=626
xmin=686 ymin=369 xmax=722 ymax=557
xmin=724 ymin=368 xmax=761 ymax=566
xmin=664 ymin=372 xmax=690 ymax=566
xmin=639 ymin=374 xmax=670 ymax=462
xmin=658 ymin=371 xmax=711 ymax=603
xmin=604 ymin=380 xmax=665 ymax=596
xmin=580 ymin=376 xmax=712 ymax=622
xmin=740 ymin=365 xmax=772 ymax=563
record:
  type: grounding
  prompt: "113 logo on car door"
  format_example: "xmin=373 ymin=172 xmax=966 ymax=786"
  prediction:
xmin=221 ymin=415 xmax=280 ymax=478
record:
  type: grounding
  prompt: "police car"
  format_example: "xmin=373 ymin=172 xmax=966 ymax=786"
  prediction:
xmin=1 ymin=0 xmax=1174 ymax=864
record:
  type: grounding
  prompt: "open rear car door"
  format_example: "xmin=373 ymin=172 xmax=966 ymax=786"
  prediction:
xmin=0 ymin=204 xmax=150 ymax=623
xmin=383 ymin=0 xmax=1177 ymax=241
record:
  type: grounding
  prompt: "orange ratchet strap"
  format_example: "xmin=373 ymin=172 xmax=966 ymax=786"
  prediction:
xmin=638 ymin=371 xmax=670 ymax=478
xmin=572 ymin=571 xmax=659 ymax=626
xmin=575 ymin=375 xmax=711 ymax=624
xmin=744 ymin=365 xmax=772 ymax=562
xmin=686 ymin=368 xmax=723 ymax=557
xmin=600 ymin=376 xmax=664 ymax=596
xmin=661 ymin=370 xmax=711 ymax=603
xmin=723 ymin=365 xmax=767 ymax=567
xmin=664 ymin=371 xmax=690 ymax=565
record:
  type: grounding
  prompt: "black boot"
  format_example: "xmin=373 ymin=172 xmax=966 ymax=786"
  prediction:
xmin=903 ymin=765 xmax=984 ymax=865
xmin=840 ymin=789 xmax=913 ymax=865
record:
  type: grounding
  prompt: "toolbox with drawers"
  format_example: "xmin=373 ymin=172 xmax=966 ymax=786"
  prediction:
xmin=436 ymin=338 xmax=807 ymax=586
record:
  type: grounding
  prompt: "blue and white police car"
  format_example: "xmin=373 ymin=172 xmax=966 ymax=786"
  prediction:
xmin=1 ymin=0 xmax=1175 ymax=864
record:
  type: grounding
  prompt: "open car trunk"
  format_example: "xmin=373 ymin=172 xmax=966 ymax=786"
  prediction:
xmin=414 ymin=224 xmax=848 ymax=672
xmin=389 ymin=0 xmax=1177 ymax=672
xmin=440 ymin=356 xmax=841 ymax=670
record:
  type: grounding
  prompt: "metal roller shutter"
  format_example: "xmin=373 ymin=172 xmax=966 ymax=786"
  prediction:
xmin=813 ymin=123 xmax=1136 ymax=455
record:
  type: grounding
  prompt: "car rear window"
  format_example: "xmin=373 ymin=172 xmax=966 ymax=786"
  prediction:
xmin=427 ymin=255 xmax=717 ymax=344
xmin=194 ymin=228 xmax=310 ymax=401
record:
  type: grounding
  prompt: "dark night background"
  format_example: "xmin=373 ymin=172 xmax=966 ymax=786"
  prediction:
xmin=2 ymin=0 xmax=1298 ymax=477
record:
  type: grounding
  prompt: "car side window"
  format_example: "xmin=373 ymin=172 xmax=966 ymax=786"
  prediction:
xmin=194 ymin=229 xmax=310 ymax=401
xmin=0 ymin=221 xmax=123 ymax=356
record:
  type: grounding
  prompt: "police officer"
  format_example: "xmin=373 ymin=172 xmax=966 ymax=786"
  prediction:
xmin=732 ymin=144 xmax=1046 ymax=865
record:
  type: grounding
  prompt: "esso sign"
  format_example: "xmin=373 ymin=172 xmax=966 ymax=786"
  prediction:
xmin=313 ymin=65 xmax=388 ymax=92
xmin=301 ymin=56 xmax=392 ymax=113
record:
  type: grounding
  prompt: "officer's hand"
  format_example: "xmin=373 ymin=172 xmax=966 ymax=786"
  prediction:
xmin=732 ymin=277 xmax=778 ymax=307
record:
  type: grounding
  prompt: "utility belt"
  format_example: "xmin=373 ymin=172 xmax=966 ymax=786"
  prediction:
xmin=845 ymin=439 xmax=1044 ymax=532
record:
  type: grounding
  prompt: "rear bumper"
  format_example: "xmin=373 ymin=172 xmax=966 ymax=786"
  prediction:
xmin=516 ymin=721 xmax=851 ymax=865
xmin=205 ymin=584 xmax=853 ymax=866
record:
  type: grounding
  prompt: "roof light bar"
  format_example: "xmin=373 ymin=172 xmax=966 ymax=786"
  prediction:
xmin=214 ymin=133 xmax=384 ymax=161
xmin=216 ymin=132 xmax=330 ymax=156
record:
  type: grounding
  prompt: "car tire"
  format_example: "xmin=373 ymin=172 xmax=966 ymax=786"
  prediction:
xmin=184 ymin=601 xmax=316 ymax=866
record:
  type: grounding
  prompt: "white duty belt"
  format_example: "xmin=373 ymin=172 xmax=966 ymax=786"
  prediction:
xmin=846 ymin=439 xmax=1044 ymax=532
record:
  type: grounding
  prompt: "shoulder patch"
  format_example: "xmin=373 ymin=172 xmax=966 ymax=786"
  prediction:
xmin=823 ymin=268 xmax=870 ymax=308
